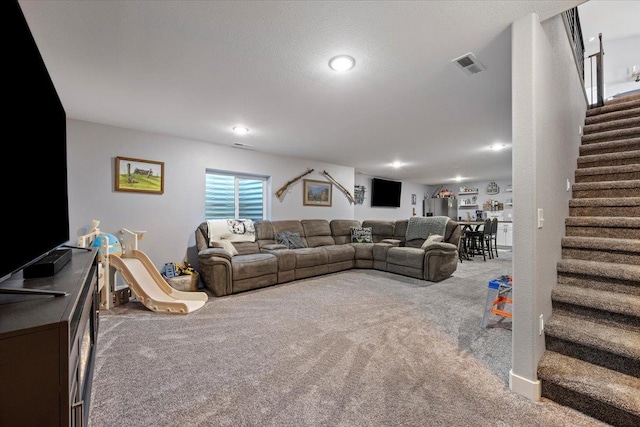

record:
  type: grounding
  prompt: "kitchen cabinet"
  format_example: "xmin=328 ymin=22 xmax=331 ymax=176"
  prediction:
xmin=496 ymin=222 xmax=513 ymax=248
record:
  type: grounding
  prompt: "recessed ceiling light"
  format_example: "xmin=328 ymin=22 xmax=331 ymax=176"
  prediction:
xmin=232 ymin=126 xmax=249 ymax=135
xmin=490 ymin=144 xmax=507 ymax=151
xmin=391 ymin=161 xmax=403 ymax=168
xmin=329 ymin=55 xmax=356 ymax=71
xmin=455 ymin=176 xmax=463 ymax=182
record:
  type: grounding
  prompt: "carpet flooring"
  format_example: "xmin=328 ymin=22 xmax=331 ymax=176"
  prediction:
xmin=88 ymin=251 xmax=607 ymax=426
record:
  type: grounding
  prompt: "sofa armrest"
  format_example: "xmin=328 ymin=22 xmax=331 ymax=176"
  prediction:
xmin=198 ymin=247 xmax=234 ymax=261
xmin=423 ymin=242 xmax=458 ymax=282
xmin=197 ymin=249 xmax=234 ymax=296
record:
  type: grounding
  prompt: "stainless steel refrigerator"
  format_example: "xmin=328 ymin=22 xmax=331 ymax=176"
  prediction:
xmin=423 ymin=198 xmax=458 ymax=220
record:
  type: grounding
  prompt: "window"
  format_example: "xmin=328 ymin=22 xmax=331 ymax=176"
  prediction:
xmin=205 ymin=171 xmax=267 ymax=221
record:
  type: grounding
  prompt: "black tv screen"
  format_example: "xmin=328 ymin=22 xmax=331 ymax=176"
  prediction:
xmin=371 ymin=178 xmax=402 ymax=207
xmin=1 ymin=1 xmax=70 ymax=282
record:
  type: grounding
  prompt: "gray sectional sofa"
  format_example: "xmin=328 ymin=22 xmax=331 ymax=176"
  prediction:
xmin=195 ymin=218 xmax=461 ymax=297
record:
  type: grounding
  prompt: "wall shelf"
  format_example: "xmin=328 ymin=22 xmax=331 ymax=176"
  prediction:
xmin=459 ymin=204 xmax=478 ymax=208
xmin=458 ymin=191 xmax=478 ymax=195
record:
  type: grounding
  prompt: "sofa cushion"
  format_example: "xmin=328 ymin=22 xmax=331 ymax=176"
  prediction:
xmin=350 ymin=226 xmax=373 ymax=243
xmin=276 ymin=231 xmax=306 ymax=249
xmin=272 ymin=221 xmax=307 ymax=247
xmin=387 ymin=247 xmax=425 ymax=270
xmin=294 ymin=247 xmax=328 ymax=268
xmin=302 ymin=219 xmax=336 ymax=247
xmin=330 ymin=219 xmax=361 ymax=245
xmin=211 ymin=239 xmax=238 ymax=256
xmin=323 ymin=245 xmax=355 ymax=264
xmin=362 ymin=220 xmax=396 ymax=242
xmin=231 ymin=253 xmax=278 ymax=280
xmin=351 ymin=243 xmax=374 ymax=260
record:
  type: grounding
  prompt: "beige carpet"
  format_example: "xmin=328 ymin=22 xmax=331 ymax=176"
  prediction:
xmin=89 ymin=253 xmax=608 ymax=426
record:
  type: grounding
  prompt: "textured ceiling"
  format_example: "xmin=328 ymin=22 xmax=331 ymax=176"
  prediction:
xmin=20 ymin=0 xmax=588 ymax=185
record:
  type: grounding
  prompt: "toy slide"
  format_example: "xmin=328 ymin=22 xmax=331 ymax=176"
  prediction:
xmin=109 ymin=249 xmax=208 ymax=314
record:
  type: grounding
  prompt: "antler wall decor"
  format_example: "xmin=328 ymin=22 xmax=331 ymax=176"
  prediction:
xmin=275 ymin=168 xmax=314 ymax=199
xmin=321 ymin=170 xmax=355 ymax=204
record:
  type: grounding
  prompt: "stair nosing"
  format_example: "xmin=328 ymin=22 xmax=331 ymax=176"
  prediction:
xmin=561 ymin=236 xmax=640 ymax=253
xmin=574 ymin=164 xmax=640 ymax=176
xmin=557 ymin=258 xmax=640 ymax=282
xmin=538 ymin=350 xmax=640 ymax=414
xmin=577 ymin=150 xmax=640 ymax=164
xmin=565 ymin=216 xmax=640 ymax=228
xmin=552 ymin=283 xmax=640 ymax=317
xmin=545 ymin=312 xmax=640 ymax=359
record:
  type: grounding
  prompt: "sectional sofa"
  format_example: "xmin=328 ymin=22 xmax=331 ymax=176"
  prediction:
xmin=195 ymin=218 xmax=461 ymax=297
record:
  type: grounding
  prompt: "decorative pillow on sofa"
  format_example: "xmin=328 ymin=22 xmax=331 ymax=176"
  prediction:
xmin=211 ymin=239 xmax=238 ymax=256
xmin=276 ymin=232 xmax=306 ymax=249
xmin=350 ymin=226 xmax=373 ymax=243
xmin=421 ymin=234 xmax=444 ymax=249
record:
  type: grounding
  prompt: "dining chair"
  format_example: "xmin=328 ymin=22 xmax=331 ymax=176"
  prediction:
xmin=490 ymin=218 xmax=499 ymax=258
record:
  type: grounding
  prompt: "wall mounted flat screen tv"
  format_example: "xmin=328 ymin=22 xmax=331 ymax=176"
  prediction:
xmin=371 ymin=178 xmax=402 ymax=207
xmin=1 ymin=1 xmax=70 ymax=283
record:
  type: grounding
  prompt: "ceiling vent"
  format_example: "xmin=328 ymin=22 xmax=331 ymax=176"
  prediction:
xmin=232 ymin=142 xmax=256 ymax=151
xmin=451 ymin=52 xmax=486 ymax=76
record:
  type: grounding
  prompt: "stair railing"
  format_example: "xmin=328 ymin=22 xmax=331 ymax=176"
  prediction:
xmin=561 ymin=7 xmax=588 ymax=106
xmin=587 ymin=33 xmax=605 ymax=108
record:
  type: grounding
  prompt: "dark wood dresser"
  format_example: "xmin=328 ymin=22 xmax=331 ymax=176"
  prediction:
xmin=0 ymin=248 xmax=99 ymax=426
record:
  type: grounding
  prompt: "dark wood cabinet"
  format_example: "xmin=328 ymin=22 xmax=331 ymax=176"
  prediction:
xmin=0 ymin=248 xmax=99 ymax=427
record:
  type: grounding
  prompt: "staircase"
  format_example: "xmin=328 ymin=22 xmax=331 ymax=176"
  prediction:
xmin=537 ymin=93 xmax=640 ymax=427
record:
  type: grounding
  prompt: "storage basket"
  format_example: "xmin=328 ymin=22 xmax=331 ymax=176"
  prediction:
xmin=165 ymin=272 xmax=200 ymax=292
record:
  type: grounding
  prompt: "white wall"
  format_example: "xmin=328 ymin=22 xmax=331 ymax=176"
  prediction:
xmin=67 ymin=119 xmax=355 ymax=269
xmin=510 ymin=13 xmax=586 ymax=399
xmin=353 ymin=173 xmax=429 ymax=221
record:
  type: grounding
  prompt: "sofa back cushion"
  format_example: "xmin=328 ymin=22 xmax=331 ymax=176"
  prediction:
xmin=302 ymin=219 xmax=336 ymax=247
xmin=273 ymin=220 xmax=308 ymax=247
xmin=362 ymin=220 xmax=396 ymax=243
xmin=196 ymin=222 xmax=260 ymax=254
xmin=330 ymin=219 xmax=361 ymax=245
xmin=393 ymin=219 xmax=408 ymax=240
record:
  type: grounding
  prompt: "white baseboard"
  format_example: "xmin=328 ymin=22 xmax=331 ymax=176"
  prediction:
xmin=509 ymin=369 xmax=541 ymax=401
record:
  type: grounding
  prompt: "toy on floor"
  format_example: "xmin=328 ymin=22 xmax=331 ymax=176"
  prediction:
xmin=78 ymin=221 xmax=207 ymax=314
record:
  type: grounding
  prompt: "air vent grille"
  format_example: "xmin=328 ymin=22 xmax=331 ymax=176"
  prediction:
xmin=451 ymin=52 xmax=486 ymax=76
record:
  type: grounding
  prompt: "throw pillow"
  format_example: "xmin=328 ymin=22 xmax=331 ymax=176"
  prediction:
xmin=350 ymin=226 xmax=373 ymax=243
xmin=421 ymin=234 xmax=444 ymax=249
xmin=211 ymin=239 xmax=238 ymax=256
xmin=276 ymin=231 xmax=306 ymax=249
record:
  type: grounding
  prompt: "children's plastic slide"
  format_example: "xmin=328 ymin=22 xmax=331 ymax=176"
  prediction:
xmin=109 ymin=249 xmax=208 ymax=314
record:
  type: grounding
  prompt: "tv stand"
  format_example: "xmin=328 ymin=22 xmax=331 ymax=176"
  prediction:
xmin=0 ymin=248 xmax=99 ymax=427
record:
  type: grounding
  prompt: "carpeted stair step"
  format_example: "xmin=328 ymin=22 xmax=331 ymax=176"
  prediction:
xmin=574 ymin=164 xmax=640 ymax=183
xmin=585 ymin=107 xmax=640 ymax=126
xmin=561 ymin=236 xmax=640 ymax=264
xmin=583 ymin=116 xmax=640 ymax=135
xmin=551 ymin=284 xmax=640 ymax=331
xmin=581 ymin=127 xmax=640 ymax=145
xmin=557 ymin=259 xmax=640 ymax=291
xmin=586 ymin=96 xmax=640 ymax=118
xmin=565 ymin=216 xmax=640 ymax=239
xmin=572 ymin=180 xmax=640 ymax=198
xmin=538 ymin=350 xmax=640 ymax=427
xmin=579 ymin=137 xmax=640 ymax=156
xmin=568 ymin=197 xmax=640 ymax=217
xmin=577 ymin=150 xmax=640 ymax=168
xmin=544 ymin=312 xmax=640 ymax=378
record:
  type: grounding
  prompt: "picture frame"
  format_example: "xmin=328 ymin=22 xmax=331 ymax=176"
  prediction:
xmin=115 ymin=156 xmax=164 ymax=194
xmin=411 ymin=194 xmax=417 ymax=205
xmin=303 ymin=179 xmax=332 ymax=206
